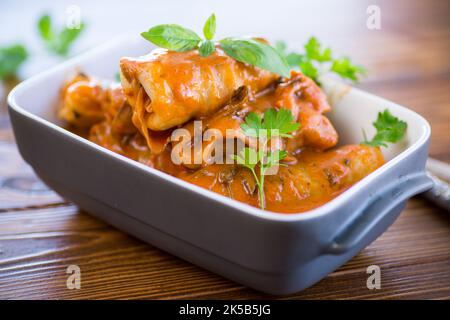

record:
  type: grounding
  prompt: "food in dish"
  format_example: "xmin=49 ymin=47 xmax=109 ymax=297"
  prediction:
xmin=58 ymin=69 xmax=396 ymax=213
xmin=57 ymin=16 xmax=407 ymax=213
xmin=120 ymin=48 xmax=278 ymax=132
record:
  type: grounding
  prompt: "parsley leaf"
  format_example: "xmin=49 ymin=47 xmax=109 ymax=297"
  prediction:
xmin=232 ymin=147 xmax=259 ymax=171
xmin=240 ymin=109 xmax=299 ymax=139
xmin=331 ymin=57 xmax=366 ymax=82
xmin=37 ymin=14 xmax=85 ymax=56
xmin=362 ymin=109 xmax=407 ymax=147
xmin=277 ymin=37 xmax=366 ymax=84
xmin=56 ymin=25 xmax=85 ymax=55
xmin=235 ymin=108 xmax=299 ymax=209
xmin=0 ymin=44 xmax=28 ymax=80
xmin=265 ymin=150 xmax=288 ymax=167
xmin=262 ymin=108 xmax=300 ymax=137
xmin=299 ymin=60 xmax=319 ymax=81
xmin=304 ymin=37 xmax=332 ymax=62
xmin=240 ymin=112 xmax=262 ymax=137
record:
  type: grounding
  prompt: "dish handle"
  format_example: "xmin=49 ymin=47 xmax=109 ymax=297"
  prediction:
xmin=323 ymin=172 xmax=433 ymax=255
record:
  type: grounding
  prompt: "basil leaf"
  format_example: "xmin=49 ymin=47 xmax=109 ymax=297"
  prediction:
xmin=198 ymin=40 xmax=215 ymax=57
xmin=141 ymin=24 xmax=201 ymax=52
xmin=0 ymin=44 xmax=28 ymax=80
xmin=299 ymin=60 xmax=318 ymax=81
xmin=304 ymin=36 xmax=332 ymax=62
xmin=203 ymin=14 xmax=216 ymax=40
xmin=220 ymin=38 xmax=290 ymax=77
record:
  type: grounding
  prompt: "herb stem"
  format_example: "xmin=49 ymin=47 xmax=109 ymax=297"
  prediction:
xmin=259 ymin=166 xmax=266 ymax=210
xmin=258 ymin=137 xmax=270 ymax=210
xmin=249 ymin=167 xmax=264 ymax=209
xmin=233 ymin=108 xmax=298 ymax=210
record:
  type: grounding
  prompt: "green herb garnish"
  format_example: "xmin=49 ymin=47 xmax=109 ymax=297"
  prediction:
xmin=203 ymin=13 xmax=216 ymax=41
xmin=141 ymin=14 xmax=290 ymax=77
xmin=37 ymin=14 xmax=85 ymax=56
xmin=198 ymin=39 xmax=215 ymax=57
xmin=141 ymin=24 xmax=201 ymax=52
xmin=220 ymin=38 xmax=290 ymax=78
xmin=275 ymin=41 xmax=303 ymax=68
xmin=240 ymin=108 xmax=300 ymax=138
xmin=362 ymin=109 xmax=407 ymax=147
xmin=232 ymin=109 xmax=299 ymax=210
xmin=331 ymin=57 xmax=366 ymax=82
xmin=276 ymin=37 xmax=366 ymax=83
xmin=298 ymin=60 xmax=319 ymax=80
xmin=0 ymin=44 xmax=28 ymax=80
xmin=304 ymin=37 xmax=332 ymax=63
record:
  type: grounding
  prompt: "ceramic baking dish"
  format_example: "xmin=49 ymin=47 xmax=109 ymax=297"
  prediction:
xmin=8 ymin=36 xmax=433 ymax=295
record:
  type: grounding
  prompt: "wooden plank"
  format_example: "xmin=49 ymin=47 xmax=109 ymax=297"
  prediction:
xmin=0 ymin=143 xmax=64 ymax=210
xmin=0 ymin=199 xmax=448 ymax=300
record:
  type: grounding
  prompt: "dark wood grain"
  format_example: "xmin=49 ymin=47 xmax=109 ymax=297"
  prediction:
xmin=0 ymin=0 xmax=449 ymax=299
xmin=0 ymin=199 xmax=449 ymax=300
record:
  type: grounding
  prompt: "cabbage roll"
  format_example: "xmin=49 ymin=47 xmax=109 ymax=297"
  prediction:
xmin=119 ymin=48 xmax=279 ymax=138
xmin=180 ymin=145 xmax=384 ymax=213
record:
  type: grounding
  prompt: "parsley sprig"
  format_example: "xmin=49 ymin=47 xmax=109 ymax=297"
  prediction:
xmin=0 ymin=44 xmax=28 ymax=80
xmin=276 ymin=37 xmax=366 ymax=83
xmin=362 ymin=109 xmax=407 ymax=147
xmin=232 ymin=109 xmax=299 ymax=210
xmin=37 ymin=14 xmax=85 ymax=56
xmin=141 ymin=14 xmax=290 ymax=77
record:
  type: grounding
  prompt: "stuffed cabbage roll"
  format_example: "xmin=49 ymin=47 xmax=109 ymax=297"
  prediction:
xmin=171 ymin=72 xmax=338 ymax=168
xmin=180 ymin=145 xmax=384 ymax=213
xmin=119 ymin=48 xmax=279 ymax=138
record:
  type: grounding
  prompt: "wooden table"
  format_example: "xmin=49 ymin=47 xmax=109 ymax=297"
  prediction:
xmin=0 ymin=0 xmax=449 ymax=299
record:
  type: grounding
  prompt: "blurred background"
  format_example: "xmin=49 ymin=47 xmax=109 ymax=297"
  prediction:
xmin=0 ymin=0 xmax=448 ymax=81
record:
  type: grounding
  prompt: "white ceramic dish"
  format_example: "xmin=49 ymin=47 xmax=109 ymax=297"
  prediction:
xmin=8 ymin=36 xmax=433 ymax=294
